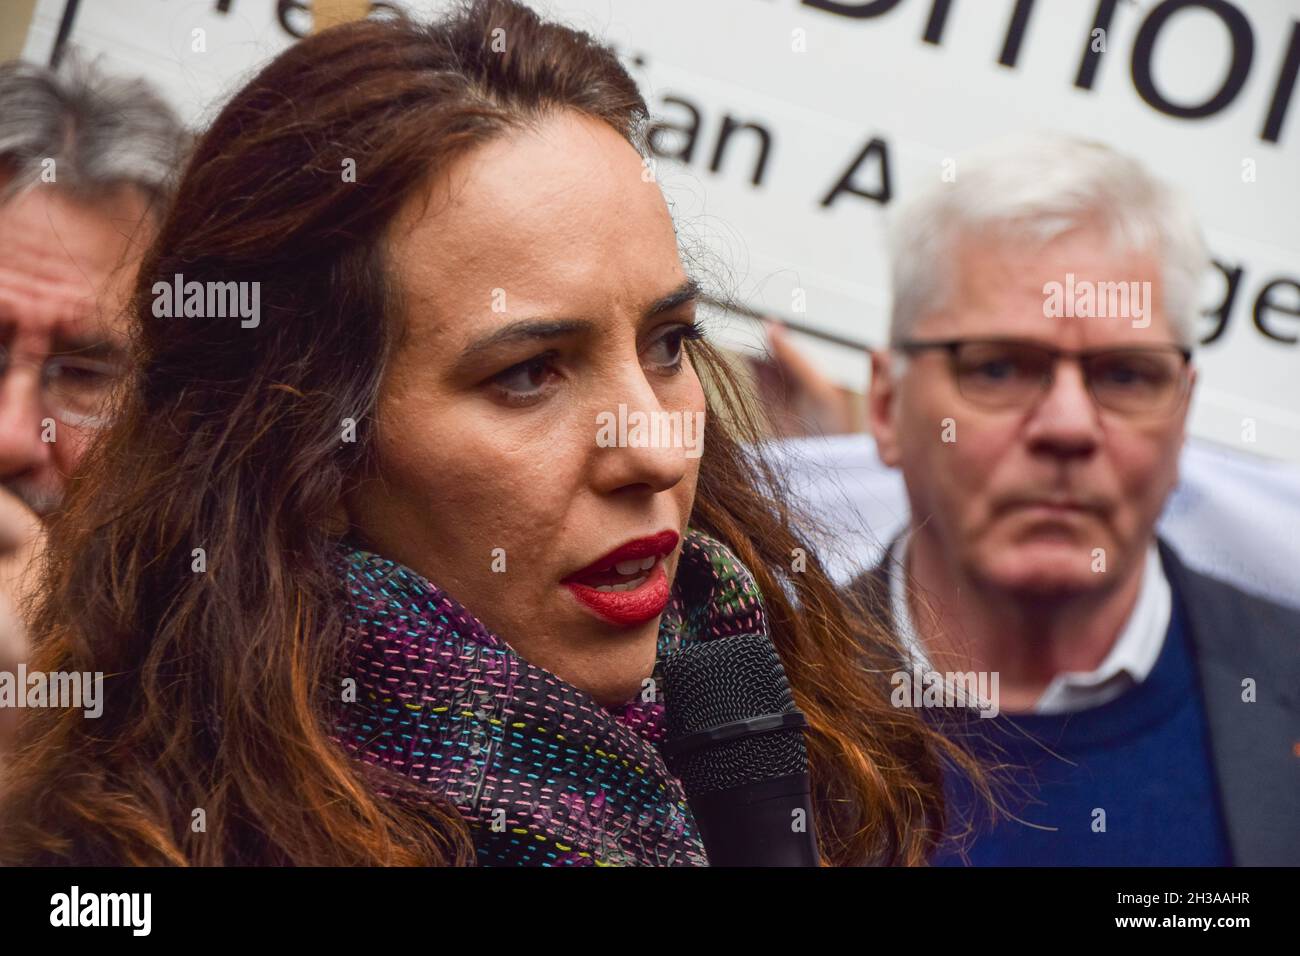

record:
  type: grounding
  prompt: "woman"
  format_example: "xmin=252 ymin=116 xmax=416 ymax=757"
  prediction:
xmin=0 ymin=0 xmax=986 ymax=865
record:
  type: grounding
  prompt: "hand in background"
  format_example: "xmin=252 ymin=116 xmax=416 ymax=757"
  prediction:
xmin=0 ymin=486 xmax=41 ymax=758
xmin=747 ymin=319 xmax=861 ymax=438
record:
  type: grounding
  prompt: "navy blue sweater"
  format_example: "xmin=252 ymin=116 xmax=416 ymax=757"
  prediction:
xmin=930 ymin=591 xmax=1234 ymax=865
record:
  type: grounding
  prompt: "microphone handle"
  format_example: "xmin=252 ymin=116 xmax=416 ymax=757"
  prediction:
xmin=687 ymin=772 xmax=820 ymax=866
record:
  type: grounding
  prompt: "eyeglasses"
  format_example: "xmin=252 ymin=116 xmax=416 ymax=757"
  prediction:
xmin=0 ymin=345 xmax=127 ymax=429
xmin=895 ymin=338 xmax=1192 ymax=418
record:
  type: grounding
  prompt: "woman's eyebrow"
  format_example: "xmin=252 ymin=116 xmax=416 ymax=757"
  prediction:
xmin=458 ymin=317 xmax=594 ymax=364
xmin=457 ymin=278 xmax=701 ymax=364
xmin=647 ymin=278 xmax=700 ymax=317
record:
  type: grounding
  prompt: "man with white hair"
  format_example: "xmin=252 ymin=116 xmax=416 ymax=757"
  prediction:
xmin=848 ymin=134 xmax=1299 ymax=865
xmin=0 ymin=60 xmax=187 ymax=705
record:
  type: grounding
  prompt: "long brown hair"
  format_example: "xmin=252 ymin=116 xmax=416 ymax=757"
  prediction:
xmin=0 ymin=0 xmax=989 ymax=865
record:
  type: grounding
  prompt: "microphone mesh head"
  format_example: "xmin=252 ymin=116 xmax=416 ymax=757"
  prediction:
xmin=663 ymin=632 xmax=808 ymax=796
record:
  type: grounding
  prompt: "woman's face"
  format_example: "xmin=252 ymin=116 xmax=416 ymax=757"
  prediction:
xmin=345 ymin=110 xmax=706 ymax=707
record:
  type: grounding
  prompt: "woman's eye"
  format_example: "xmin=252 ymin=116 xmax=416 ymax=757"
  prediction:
xmin=646 ymin=322 xmax=704 ymax=371
xmin=490 ymin=354 xmax=559 ymax=405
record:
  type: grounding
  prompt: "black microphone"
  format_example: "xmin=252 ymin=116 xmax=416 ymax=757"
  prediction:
xmin=662 ymin=631 xmax=820 ymax=866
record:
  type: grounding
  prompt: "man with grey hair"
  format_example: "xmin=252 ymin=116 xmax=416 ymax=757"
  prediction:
xmin=0 ymin=59 xmax=187 ymax=701
xmin=0 ymin=58 xmax=186 ymax=514
xmin=847 ymin=133 xmax=1298 ymax=865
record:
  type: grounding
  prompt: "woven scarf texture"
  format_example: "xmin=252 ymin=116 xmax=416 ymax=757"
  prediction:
xmin=331 ymin=527 xmax=768 ymax=866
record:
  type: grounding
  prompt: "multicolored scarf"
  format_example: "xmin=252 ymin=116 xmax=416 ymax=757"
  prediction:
xmin=330 ymin=527 xmax=768 ymax=866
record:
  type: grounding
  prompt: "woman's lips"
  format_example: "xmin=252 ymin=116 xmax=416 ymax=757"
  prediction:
xmin=561 ymin=529 xmax=679 ymax=627
xmin=564 ymin=558 xmax=672 ymax=627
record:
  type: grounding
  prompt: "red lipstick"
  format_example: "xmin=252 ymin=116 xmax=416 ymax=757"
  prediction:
xmin=562 ymin=529 xmax=680 ymax=627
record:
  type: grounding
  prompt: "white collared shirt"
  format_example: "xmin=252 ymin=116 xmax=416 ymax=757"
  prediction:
xmin=887 ymin=535 xmax=1171 ymax=714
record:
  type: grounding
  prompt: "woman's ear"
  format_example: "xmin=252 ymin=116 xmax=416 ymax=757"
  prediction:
xmin=325 ymin=500 xmax=350 ymax=536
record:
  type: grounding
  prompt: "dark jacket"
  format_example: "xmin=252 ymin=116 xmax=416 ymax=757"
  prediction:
xmin=846 ymin=537 xmax=1300 ymax=866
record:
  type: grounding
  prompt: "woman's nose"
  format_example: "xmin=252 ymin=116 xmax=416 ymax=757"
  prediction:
xmin=586 ymin=373 xmax=703 ymax=496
